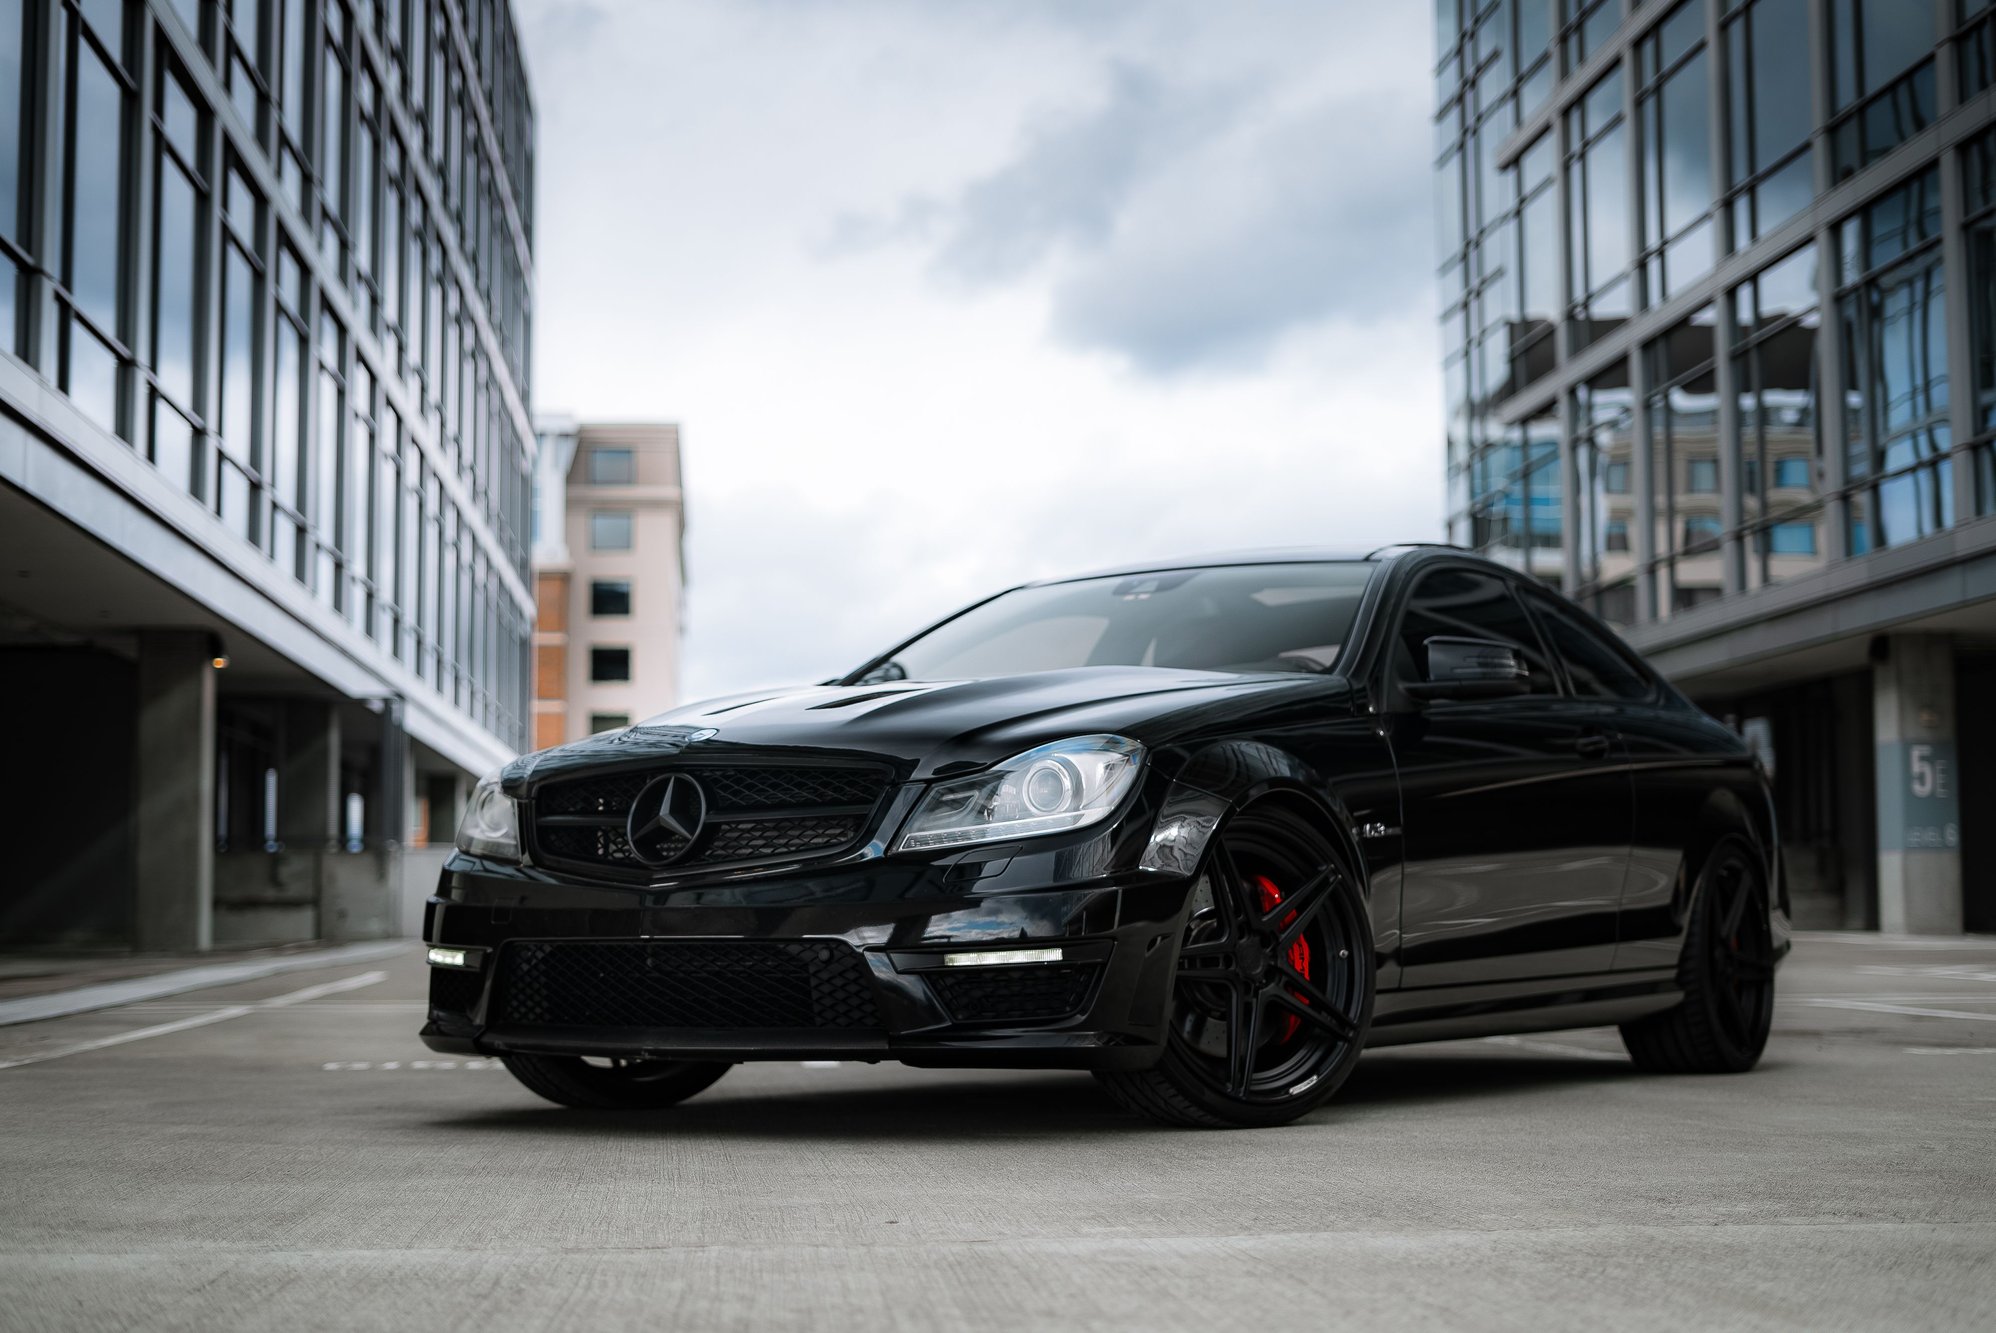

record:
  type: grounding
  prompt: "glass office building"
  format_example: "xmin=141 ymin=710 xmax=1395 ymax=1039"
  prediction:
xmin=0 ymin=0 xmax=535 ymax=950
xmin=1436 ymin=0 xmax=1996 ymax=933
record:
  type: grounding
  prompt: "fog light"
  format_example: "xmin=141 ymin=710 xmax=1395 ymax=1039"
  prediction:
xmin=426 ymin=946 xmax=473 ymax=969
xmin=942 ymin=947 xmax=1064 ymax=968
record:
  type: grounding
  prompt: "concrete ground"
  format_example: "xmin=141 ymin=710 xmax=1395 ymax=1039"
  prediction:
xmin=0 ymin=932 xmax=1991 ymax=1332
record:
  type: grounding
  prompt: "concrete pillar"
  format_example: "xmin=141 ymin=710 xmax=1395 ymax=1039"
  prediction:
xmin=1874 ymin=634 xmax=1964 ymax=934
xmin=134 ymin=632 xmax=216 ymax=951
xmin=278 ymin=701 xmax=341 ymax=849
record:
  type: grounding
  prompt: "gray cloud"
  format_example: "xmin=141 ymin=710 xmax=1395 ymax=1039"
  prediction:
xmin=832 ymin=53 xmax=1430 ymax=375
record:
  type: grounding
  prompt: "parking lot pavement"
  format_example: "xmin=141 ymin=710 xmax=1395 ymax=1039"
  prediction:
xmin=1 ymin=932 xmax=1992 ymax=1332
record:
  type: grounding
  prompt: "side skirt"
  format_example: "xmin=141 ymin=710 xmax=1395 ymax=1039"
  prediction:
xmin=1364 ymin=969 xmax=1682 ymax=1048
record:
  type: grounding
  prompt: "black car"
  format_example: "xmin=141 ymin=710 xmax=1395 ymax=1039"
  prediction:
xmin=424 ymin=546 xmax=1787 ymax=1127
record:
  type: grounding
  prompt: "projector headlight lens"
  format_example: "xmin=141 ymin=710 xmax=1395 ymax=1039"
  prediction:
xmin=454 ymin=774 xmax=520 ymax=860
xmin=895 ymin=735 xmax=1144 ymax=853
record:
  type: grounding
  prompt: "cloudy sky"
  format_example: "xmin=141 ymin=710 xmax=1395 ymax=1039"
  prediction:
xmin=515 ymin=0 xmax=1441 ymax=702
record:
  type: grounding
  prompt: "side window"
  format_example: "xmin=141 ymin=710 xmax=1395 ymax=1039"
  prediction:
xmin=1392 ymin=569 xmax=1558 ymax=695
xmin=1519 ymin=586 xmax=1656 ymax=702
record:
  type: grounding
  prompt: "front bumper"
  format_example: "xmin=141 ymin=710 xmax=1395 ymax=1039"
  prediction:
xmin=421 ymin=848 xmax=1199 ymax=1072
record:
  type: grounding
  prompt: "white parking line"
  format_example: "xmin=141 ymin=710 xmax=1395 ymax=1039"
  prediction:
xmin=1803 ymin=998 xmax=1996 ymax=1023
xmin=1903 ymin=1047 xmax=1996 ymax=1055
xmin=0 ymin=971 xmax=387 ymax=1071
xmin=321 ymin=1059 xmax=503 ymax=1071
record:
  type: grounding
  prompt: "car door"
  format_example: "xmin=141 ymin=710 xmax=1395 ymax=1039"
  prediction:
xmin=1385 ymin=566 xmax=1633 ymax=986
xmin=1514 ymin=584 xmax=1753 ymax=974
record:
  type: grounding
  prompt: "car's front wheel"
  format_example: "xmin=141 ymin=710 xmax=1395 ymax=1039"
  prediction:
xmin=1096 ymin=804 xmax=1374 ymax=1128
xmin=501 ymin=1053 xmax=732 ymax=1109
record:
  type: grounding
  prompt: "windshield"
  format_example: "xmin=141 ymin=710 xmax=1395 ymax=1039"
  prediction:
xmin=850 ymin=562 xmax=1376 ymax=684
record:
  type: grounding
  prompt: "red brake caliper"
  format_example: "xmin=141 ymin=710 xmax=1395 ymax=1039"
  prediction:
xmin=1253 ymin=874 xmax=1312 ymax=1042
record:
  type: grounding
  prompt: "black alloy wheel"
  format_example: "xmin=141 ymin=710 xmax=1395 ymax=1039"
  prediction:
xmin=501 ymin=1053 xmax=732 ymax=1109
xmin=1097 ymin=804 xmax=1373 ymax=1128
xmin=1620 ymin=838 xmax=1775 ymax=1073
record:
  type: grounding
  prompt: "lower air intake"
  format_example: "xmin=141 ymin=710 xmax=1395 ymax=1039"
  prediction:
xmin=494 ymin=939 xmax=883 ymax=1031
xmin=927 ymin=963 xmax=1103 ymax=1025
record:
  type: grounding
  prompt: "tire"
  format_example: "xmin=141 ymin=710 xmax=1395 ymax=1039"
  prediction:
xmin=1619 ymin=837 xmax=1775 ymax=1074
xmin=1096 ymin=803 xmax=1374 ymax=1128
xmin=501 ymin=1053 xmax=732 ymax=1109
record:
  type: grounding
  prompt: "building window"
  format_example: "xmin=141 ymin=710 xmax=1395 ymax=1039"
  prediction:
xmin=1566 ymin=68 xmax=1631 ymax=351
xmin=1826 ymin=0 xmax=1936 ymax=183
xmin=588 ymin=447 xmax=634 ymax=484
xmin=1962 ymin=125 xmax=1996 ymax=512
xmin=1573 ymin=361 xmax=1638 ymax=625
xmin=1838 ymin=169 xmax=1950 ymax=554
xmin=1686 ymin=459 xmax=1719 ymax=493
xmin=1724 ymin=0 xmax=1814 ymax=249
xmin=590 ymin=647 xmax=631 ymax=683
xmin=590 ymin=510 xmax=632 ymax=550
xmin=588 ymin=712 xmax=631 ymax=734
xmin=61 ymin=5 xmax=132 ymax=438
xmin=1561 ymin=0 xmax=1621 ymax=73
xmin=1963 ymin=0 xmax=1996 ymax=101
xmin=1646 ymin=307 xmax=1720 ymax=614
xmin=1766 ymin=521 xmax=1818 ymax=556
xmin=590 ymin=579 xmax=632 ymax=616
xmin=1681 ymin=513 xmax=1723 ymax=551
xmin=1637 ymin=3 xmax=1715 ymax=306
xmin=1733 ymin=243 xmax=1824 ymax=588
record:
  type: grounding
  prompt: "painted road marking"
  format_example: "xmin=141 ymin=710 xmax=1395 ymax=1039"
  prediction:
xmin=1803 ymin=998 xmax=1996 ymax=1023
xmin=1856 ymin=964 xmax=1996 ymax=983
xmin=322 ymin=1059 xmax=503 ymax=1071
xmin=0 ymin=941 xmax=407 ymax=1027
xmin=1903 ymin=1047 xmax=1996 ymax=1055
xmin=0 ymin=972 xmax=387 ymax=1071
xmin=1478 ymin=1035 xmax=1627 ymax=1062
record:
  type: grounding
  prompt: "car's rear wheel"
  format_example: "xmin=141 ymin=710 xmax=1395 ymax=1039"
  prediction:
xmin=501 ymin=1053 xmax=732 ymax=1109
xmin=1619 ymin=838 xmax=1775 ymax=1073
xmin=1097 ymin=804 xmax=1373 ymax=1128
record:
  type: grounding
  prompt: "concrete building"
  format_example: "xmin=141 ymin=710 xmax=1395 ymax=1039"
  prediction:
xmin=0 ymin=0 xmax=536 ymax=949
xmin=530 ymin=418 xmax=684 ymax=747
xmin=1436 ymin=0 xmax=1996 ymax=933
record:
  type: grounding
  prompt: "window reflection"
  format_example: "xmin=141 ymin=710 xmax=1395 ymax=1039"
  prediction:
xmin=1734 ymin=244 xmax=1825 ymax=589
xmin=1573 ymin=362 xmax=1638 ymax=626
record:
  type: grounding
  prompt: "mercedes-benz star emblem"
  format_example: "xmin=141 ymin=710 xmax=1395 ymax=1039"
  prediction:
xmin=626 ymin=773 xmax=708 ymax=865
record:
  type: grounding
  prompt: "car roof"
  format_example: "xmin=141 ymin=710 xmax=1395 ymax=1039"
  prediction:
xmin=1023 ymin=544 xmax=1480 ymax=588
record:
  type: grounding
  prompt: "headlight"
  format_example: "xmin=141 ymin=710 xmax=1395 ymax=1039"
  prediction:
xmin=455 ymin=775 xmax=520 ymax=860
xmin=895 ymin=736 xmax=1144 ymax=853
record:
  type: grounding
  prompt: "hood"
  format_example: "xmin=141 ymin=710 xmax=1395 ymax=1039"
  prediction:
xmin=506 ymin=666 xmax=1352 ymax=788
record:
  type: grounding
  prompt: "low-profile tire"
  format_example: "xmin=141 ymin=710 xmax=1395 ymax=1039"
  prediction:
xmin=501 ymin=1053 xmax=732 ymax=1109
xmin=1619 ymin=837 xmax=1775 ymax=1074
xmin=1096 ymin=803 xmax=1374 ymax=1128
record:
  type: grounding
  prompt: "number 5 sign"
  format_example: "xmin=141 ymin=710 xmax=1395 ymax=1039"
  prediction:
xmin=1883 ymin=741 xmax=1959 ymax=851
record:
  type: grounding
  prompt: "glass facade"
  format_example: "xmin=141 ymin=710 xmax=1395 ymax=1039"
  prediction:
xmin=1438 ymin=0 xmax=1995 ymax=628
xmin=0 ymin=0 xmax=535 ymax=748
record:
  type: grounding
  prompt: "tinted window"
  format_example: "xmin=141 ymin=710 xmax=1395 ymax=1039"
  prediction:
xmin=589 ymin=647 xmax=631 ymax=682
xmin=1518 ymin=586 xmax=1656 ymax=701
xmin=1394 ymin=569 xmax=1557 ymax=694
xmin=590 ymin=579 xmax=631 ymax=616
xmin=856 ymin=563 xmax=1374 ymax=683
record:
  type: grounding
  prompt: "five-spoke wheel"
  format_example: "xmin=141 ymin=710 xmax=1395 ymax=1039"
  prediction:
xmin=1620 ymin=838 xmax=1775 ymax=1073
xmin=1098 ymin=803 xmax=1373 ymax=1127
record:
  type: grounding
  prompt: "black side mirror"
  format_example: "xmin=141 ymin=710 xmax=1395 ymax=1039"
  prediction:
xmin=1404 ymin=636 xmax=1532 ymax=702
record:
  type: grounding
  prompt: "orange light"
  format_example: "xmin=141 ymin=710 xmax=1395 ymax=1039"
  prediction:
xmin=211 ymin=656 xmax=229 ymax=669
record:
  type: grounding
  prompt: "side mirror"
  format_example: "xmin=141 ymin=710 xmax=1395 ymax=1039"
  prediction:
xmin=1404 ymin=636 xmax=1532 ymax=702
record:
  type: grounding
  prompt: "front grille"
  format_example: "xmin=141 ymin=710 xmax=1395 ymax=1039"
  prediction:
xmin=927 ymin=963 xmax=1103 ymax=1025
xmin=427 ymin=967 xmax=486 ymax=1020
xmin=528 ymin=763 xmax=891 ymax=877
xmin=493 ymin=940 xmax=883 ymax=1031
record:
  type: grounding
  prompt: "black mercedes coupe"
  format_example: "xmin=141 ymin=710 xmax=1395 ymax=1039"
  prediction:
xmin=423 ymin=546 xmax=1788 ymax=1127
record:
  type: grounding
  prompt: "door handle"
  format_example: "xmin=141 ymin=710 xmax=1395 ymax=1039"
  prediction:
xmin=1573 ymin=732 xmax=1613 ymax=760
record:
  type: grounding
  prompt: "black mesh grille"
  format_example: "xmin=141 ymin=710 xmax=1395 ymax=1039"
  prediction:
xmin=927 ymin=963 xmax=1103 ymax=1024
xmin=494 ymin=940 xmax=883 ymax=1031
xmin=529 ymin=764 xmax=891 ymax=877
xmin=427 ymin=967 xmax=486 ymax=1019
